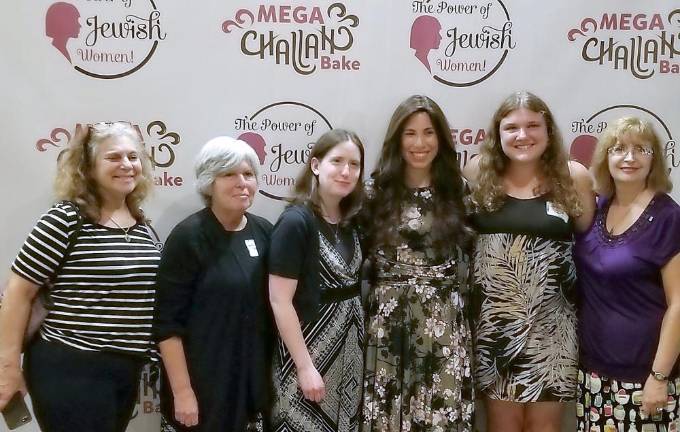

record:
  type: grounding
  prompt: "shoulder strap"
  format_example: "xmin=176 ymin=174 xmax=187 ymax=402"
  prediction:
xmin=143 ymin=221 xmax=164 ymax=251
xmin=49 ymin=202 xmax=85 ymax=284
xmin=138 ymin=209 xmax=164 ymax=251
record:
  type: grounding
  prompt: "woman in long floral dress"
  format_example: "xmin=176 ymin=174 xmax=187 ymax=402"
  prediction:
xmin=361 ymin=95 xmax=475 ymax=431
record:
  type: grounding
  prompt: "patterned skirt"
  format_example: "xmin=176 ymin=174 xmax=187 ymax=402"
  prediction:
xmin=474 ymin=233 xmax=578 ymax=402
xmin=576 ymin=368 xmax=680 ymax=432
xmin=272 ymin=296 xmax=364 ymax=432
xmin=362 ymin=256 xmax=474 ymax=431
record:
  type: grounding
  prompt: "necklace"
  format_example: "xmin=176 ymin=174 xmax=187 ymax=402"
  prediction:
xmin=607 ymin=189 xmax=648 ymax=235
xmin=109 ymin=217 xmax=132 ymax=242
xmin=325 ymin=220 xmax=341 ymax=244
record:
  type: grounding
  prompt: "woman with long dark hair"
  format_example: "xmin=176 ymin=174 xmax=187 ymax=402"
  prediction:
xmin=362 ymin=95 xmax=475 ymax=431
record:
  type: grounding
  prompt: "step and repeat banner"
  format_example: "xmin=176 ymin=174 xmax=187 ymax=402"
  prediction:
xmin=1 ymin=1 xmax=678 ymax=430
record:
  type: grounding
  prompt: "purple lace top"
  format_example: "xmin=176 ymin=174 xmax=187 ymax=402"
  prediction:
xmin=574 ymin=193 xmax=680 ymax=382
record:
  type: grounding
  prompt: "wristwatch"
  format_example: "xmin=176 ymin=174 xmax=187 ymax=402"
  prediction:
xmin=650 ymin=370 xmax=669 ymax=382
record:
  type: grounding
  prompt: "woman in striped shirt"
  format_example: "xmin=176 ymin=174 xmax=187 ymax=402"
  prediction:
xmin=0 ymin=122 xmax=160 ymax=432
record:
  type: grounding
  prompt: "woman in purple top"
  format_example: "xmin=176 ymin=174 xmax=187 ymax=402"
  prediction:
xmin=574 ymin=117 xmax=680 ymax=432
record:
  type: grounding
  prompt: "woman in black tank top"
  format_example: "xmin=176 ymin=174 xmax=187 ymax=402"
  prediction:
xmin=463 ymin=91 xmax=595 ymax=432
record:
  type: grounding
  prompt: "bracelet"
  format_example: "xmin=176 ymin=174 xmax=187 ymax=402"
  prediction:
xmin=650 ymin=370 xmax=669 ymax=382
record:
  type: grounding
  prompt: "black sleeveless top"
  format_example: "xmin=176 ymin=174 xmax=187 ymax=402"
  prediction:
xmin=472 ymin=195 xmax=573 ymax=241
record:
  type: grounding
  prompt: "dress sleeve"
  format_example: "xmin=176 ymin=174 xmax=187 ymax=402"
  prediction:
xmin=269 ymin=207 xmax=309 ymax=280
xmin=11 ymin=202 xmax=79 ymax=285
xmin=650 ymin=203 xmax=680 ymax=267
xmin=153 ymin=219 xmax=202 ymax=341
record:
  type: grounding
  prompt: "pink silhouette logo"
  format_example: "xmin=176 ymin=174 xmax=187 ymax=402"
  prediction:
xmin=238 ymin=132 xmax=267 ymax=165
xmin=410 ymin=15 xmax=442 ymax=73
xmin=570 ymin=134 xmax=598 ymax=168
xmin=45 ymin=2 xmax=81 ymax=63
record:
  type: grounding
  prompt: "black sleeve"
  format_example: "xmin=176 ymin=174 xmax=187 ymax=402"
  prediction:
xmin=153 ymin=218 xmax=202 ymax=342
xmin=11 ymin=202 xmax=78 ymax=285
xmin=268 ymin=207 xmax=309 ymax=280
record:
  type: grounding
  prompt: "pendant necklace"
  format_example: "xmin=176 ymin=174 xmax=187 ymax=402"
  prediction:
xmin=110 ymin=217 xmax=132 ymax=242
xmin=325 ymin=220 xmax=341 ymax=245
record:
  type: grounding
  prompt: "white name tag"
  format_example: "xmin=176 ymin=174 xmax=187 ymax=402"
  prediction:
xmin=245 ymin=239 xmax=258 ymax=257
xmin=546 ymin=201 xmax=569 ymax=224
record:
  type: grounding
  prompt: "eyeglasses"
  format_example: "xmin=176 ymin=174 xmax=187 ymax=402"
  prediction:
xmin=607 ymin=144 xmax=654 ymax=158
xmin=88 ymin=121 xmax=133 ymax=132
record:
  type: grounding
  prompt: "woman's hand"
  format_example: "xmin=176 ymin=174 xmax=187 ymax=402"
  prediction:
xmin=0 ymin=361 xmax=26 ymax=411
xmin=641 ymin=374 xmax=668 ymax=418
xmin=173 ymin=388 xmax=199 ymax=427
xmin=0 ymin=275 xmax=40 ymax=411
xmin=297 ymin=365 xmax=325 ymax=402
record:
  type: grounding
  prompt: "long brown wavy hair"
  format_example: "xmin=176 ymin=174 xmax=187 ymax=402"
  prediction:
xmin=54 ymin=122 xmax=154 ymax=222
xmin=470 ymin=91 xmax=582 ymax=217
xmin=291 ymin=128 xmax=365 ymax=223
xmin=363 ymin=95 xmax=473 ymax=253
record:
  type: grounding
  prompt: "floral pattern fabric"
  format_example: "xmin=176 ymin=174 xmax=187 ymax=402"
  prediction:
xmin=363 ymin=186 xmax=474 ymax=432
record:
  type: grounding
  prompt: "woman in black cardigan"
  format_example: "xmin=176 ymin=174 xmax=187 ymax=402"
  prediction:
xmin=154 ymin=136 xmax=274 ymax=431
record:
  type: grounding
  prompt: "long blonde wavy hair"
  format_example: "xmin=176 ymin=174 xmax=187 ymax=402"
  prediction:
xmin=54 ymin=122 xmax=154 ymax=222
xmin=470 ymin=91 xmax=583 ymax=217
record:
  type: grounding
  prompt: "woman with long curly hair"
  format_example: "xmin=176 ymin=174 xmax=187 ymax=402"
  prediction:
xmin=463 ymin=91 xmax=595 ymax=432
xmin=362 ymin=95 xmax=476 ymax=431
xmin=0 ymin=122 xmax=160 ymax=432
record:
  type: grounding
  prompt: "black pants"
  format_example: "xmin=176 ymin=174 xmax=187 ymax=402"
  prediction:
xmin=24 ymin=338 xmax=143 ymax=432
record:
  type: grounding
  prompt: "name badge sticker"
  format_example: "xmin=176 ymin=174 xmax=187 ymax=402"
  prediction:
xmin=245 ymin=239 xmax=258 ymax=257
xmin=546 ymin=201 xmax=569 ymax=224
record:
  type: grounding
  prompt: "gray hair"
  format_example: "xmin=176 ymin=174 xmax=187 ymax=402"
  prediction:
xmin=194 ymin=136 xmax=260 ymax=206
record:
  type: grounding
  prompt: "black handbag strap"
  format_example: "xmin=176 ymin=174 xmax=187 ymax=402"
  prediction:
xmin=41 ymin=203 xmax=84 ymax=305
xmin=142 ymin=220 xmax=163 ymax=251
xmin=49 ymin=202 xmax=85 ymax=282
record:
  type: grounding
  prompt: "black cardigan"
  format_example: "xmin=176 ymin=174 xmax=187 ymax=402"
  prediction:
xmin=153 ymin=208 xmax=274 ymax=431
xmin=269 ymin=204 xmax=321 ymax=322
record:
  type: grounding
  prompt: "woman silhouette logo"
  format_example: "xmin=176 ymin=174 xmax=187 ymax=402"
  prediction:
xmin=410 ymin=15 xmax=442 ymax=73
xmin=238 ymin=132 xmax=267 ymax=165
xmin=45 ymin=2 xmax=81 ymax=63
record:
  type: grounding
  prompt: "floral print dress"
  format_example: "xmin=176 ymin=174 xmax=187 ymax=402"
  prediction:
xmin=362 ymin=186 xmax=474 ymax=432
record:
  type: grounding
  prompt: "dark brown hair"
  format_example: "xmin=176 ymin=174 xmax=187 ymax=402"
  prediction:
xmin=291 ymin=128 xmax=365 ymax=222
xmin=363 ymin=95 xmax=473 ymax=253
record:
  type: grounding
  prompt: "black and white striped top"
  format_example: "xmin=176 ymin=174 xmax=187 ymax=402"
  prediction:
xmin=11 ymin=202 xmax=160 ymax=358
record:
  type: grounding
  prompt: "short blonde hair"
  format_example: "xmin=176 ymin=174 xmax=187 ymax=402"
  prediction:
xmin=54 ymin=122 xmax=154 ymax=222
xmin=591 ymin=116 xmax=672 ymax=197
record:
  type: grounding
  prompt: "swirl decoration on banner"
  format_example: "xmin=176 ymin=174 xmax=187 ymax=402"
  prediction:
xmin=327 ymin=3 xmax=359 ymax=50
xmin=328 ymin=3 xmax=359 ymax=26
xmin=669 ymin=9 xmax=680 ymax=26
xmin=222 ymin=9 xmax=255 ymax=33
xmin=567 ymin=17 xmax=597 ymax=41
xmin=147 ymin=121 xmax=180 ymax=168
xmin=36 ymin=128 xmax=71 ymax=152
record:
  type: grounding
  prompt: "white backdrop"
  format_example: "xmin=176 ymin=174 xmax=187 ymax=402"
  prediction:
xmin=1 ymin=1 xmax=679 ymax=430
